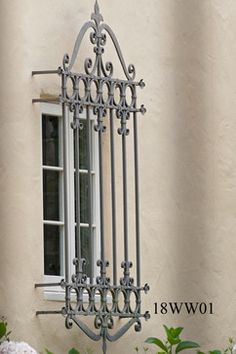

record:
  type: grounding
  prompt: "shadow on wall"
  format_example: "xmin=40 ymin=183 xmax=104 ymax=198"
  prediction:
xmin=171 ymin=0 xmax=213 ymax=338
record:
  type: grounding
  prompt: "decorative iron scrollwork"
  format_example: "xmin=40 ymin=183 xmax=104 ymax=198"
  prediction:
xmin=33 ymin=1 xmax=149 ymax=353
xmin=60 ymin=259 xmax=150 ymax=353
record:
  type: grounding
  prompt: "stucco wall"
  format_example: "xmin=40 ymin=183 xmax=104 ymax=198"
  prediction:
xmin=0 ymin=1 xmax=235 ymax=353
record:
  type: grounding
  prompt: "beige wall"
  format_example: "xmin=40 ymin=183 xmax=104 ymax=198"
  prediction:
xmin=0 ymin=0 xmax=236 ymax=353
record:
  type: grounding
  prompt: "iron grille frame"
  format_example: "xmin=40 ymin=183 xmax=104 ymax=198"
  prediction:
xmin=33 ymin=2 xmax=150 ymax=353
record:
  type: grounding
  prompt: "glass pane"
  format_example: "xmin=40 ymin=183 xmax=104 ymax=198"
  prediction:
xmin=74 ymin=173 xmax=89 ymax=224
xmin=44 ymin=225 xmax=61 ymax=276
xmin=80 ymin=173 xmax=89 ymax=223
xmin=43 ymin=170 xmax=60 ymax=220
xmin=42 ymin=115 xmax=59 ymax=166
xmin=75 ymin=227 xmax=92 ymax=278
xmin=74 ymin=120 xmax=88 ymax=169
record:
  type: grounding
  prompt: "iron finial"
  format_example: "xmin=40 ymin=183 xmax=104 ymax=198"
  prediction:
xmin=92 ymin=0 xmax=103 ymax=25
xmin=94 ymin=0 xmax=99 ymax=13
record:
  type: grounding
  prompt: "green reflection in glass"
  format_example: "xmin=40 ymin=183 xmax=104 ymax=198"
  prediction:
xmin=74 ymin=120 xmax=88 ymax=170
xmin=74 ymin=173 xmax=89 ymax=224
xmin=44 ymin=224 xmax=61 ymax=276
xmin=43 ymin=170 xmax=60 ymax=221
xmin=42 ymin=115 xmax=59 ymax=166
xmin=75 ymin=226 xmax=92 ymax=278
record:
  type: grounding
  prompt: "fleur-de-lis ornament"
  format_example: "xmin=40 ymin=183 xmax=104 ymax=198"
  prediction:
xmin=91 ymin=0 xmax=103 ymax=26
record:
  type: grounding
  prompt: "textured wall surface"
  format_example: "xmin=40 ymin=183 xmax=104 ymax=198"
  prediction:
xmin=0 ymin=1 xmax=235 ymax=353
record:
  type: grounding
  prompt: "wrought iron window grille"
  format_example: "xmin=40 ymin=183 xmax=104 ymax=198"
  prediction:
xmin=33 ymin=1 xmax=150 ymax=353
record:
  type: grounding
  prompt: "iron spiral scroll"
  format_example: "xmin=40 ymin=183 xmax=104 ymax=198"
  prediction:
xmin=61 ymin=259 xmax=150 ymax=354
xmin=33 ymin=1 xmax=150 ymax=353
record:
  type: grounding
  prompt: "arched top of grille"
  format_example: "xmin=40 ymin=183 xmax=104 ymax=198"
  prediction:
xmin=62 ymin=0 xmax=136 ymax=81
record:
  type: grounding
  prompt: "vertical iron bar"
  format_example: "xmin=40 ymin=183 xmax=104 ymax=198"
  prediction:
xmin=122 ymin=133 xmax=128 ymax=263
xmin=75 ymin=111 xmax=81 ymax=261
xmin=86 ymin=106 xmax=93 ymax=282
xmin=98 ymin=120 xmax=105 ymax=262
xmin=109 ymin=109 xmax=117 ymax=285
xmin=97 ymin=41 xmax=105 ymax=262
xmin=133 ymin=112 xmax=140 ymax=287
xmin=62 ymin=74 xmax=70 ymax=283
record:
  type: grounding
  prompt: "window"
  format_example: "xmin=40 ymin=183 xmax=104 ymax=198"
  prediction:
xmin=41 ymin=103 xmax=99 ymax=295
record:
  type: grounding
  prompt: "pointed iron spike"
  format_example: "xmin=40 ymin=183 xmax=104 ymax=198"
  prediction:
xmin=94 ymin=0 xmax=100 ymax=14
xmin=92 ymin=0 xmax=103 ymax=24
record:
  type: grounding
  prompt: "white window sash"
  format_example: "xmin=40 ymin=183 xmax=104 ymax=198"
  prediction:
xmin=40 ymin=103 xmax=100 ymax=300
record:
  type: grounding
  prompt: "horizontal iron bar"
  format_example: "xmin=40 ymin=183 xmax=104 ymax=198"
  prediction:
xmin=60 ymin=311 xmax=143 ymax=319
xmin=62 ymin=71 xmax=144 ymax=87
xmin=36 ymin=310 xmax=62 ymax=315
xmin=118 ymin=315 xmax=138 ymax=319
xmin=118 ymin=313 xmax=147 ymax=319
xmin=32 ymin=70 xmax=60 ymax=75
xmin=32 ymin=98 xmax=61 ymax=104
xmin=35 ymin=282 xmax=62 ymax=288
xmin=62 ymin=100 xmax=143 ymax=113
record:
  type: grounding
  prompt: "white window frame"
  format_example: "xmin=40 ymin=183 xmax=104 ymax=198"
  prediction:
xmin=40 ymin=103 xmax=100 ymax=301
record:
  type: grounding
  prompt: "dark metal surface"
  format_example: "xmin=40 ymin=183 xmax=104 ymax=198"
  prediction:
xmin=133 ymin=112 xmax=141 ymax=287
xmin=33 ymin=1 xmax=149 ymax=353
xmin=74 ymin=121 xmax=82 ymax=261
xmin=109 ymin=109 xmax=117 ymax=285
xmin=86 ymin=105 xmax=94 ymax=283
